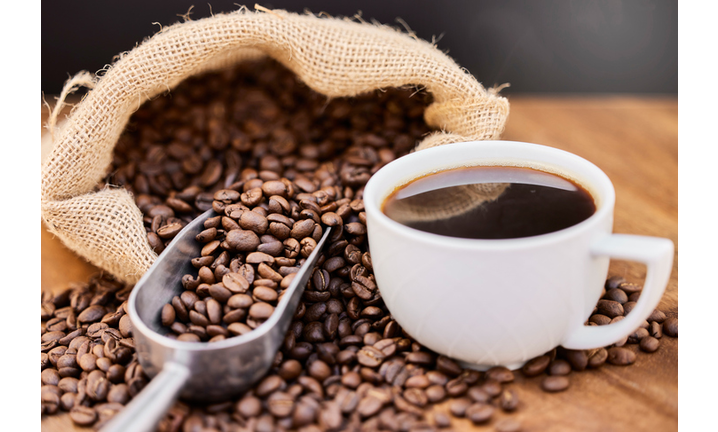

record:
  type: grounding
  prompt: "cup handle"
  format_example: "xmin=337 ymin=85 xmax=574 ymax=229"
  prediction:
xmin=562 ymin=234 xmax=674 ymax=349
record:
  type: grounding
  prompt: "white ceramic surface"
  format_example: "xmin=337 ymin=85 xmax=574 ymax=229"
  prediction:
xmin=363 ymin=141 xmax=674 ymax=370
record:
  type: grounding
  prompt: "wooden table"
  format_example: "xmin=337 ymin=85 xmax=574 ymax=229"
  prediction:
xmin=41 ymin=95 xmax=678 ymax=432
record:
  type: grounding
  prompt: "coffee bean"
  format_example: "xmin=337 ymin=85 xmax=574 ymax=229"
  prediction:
xmin=436 ymin=356 xmax=462 ymax=377
xmin=425 ymin=385 xmax=446 ymax=403
xmin=239 ymin=211 xmax=268 ymax=235
xmin=648 ymin=309 xmax=667 ymax=323
xmin=628 ymin=327 xmax=650 ymax=344
xmin=596 ymin=300 xmax=624 ymax=318
xmin=254 ymin=286 xmax=279 ymax=303
xmin=107 ymin=384 xmax=130 ymax=404
xmin=256 ymin=375 xmax=284 ymax=398
xmin=449 ymin=397 xmax=472 ymax=417
xmin=663 ymin=317 xmax=678 ymax=337
xmin=78 ymin=353 xmax=98 ymax=371
xmin=208 ymin=284 xmax=232 ymax=303
xmin=160 ymin=304 xmax=175 ymax=327
xmin=445 ymin=379 xmax=468 ymax=398
xmin=267 ymin=391 xmax=295 ymax=417
xmin=607 ymin=347 xmax=636 ymax=365
xmin=500 ymin=389 xmax=519 ymax=411
xmin=604 ymin=288 xmax=628 ymax=304
xmin=308 ymin=360 xmax=331 ymax=382
xmin=341 ymin=371 xmax=362 ymax=389
xmin=157 ymin=222 xmax=183 ymax=239
xmin=541 ymin=376 xmax=569 ymax=392
xmin=357 ymin=396 xmax=384 ymax=418
xmin=465 ymin=403 xmax=495 ymax=424
xmin=521 ymin=355 xmax=551 ymax=377
xmin=549 ymin=359 xmax=571 ymax=376
xmin=650 ymin=321 xmax=663 ymax=339
xmin=564 ymin=349 xmax=588 ymax=371
xmin=70 ymin=406 xmax=97 ymax=426
xmin=236 ymin=394 xmax=262 ymax=418
xmin=495 ymin=418 xmax=523 ymax=432
xmin=226 ymin=229 xmax=261 ymax=252
xmin=357 ymin=346 xmax=385 ymax=368
xmin=60 ymin=392 xmax=76 ymax=411
xmin=619 ymin=282 xmax=642 ymax=294
xmin=404 ymin=375 xmax=430 ymax=389
xmin=485 ymin=366 xmax=514 ymax=383
xmin=245 ymin=302 xmax=273 ymax=321
xmin=177 ymin=333 xmax=200 ymax=342
xmin=589 ymin=314 xmax=612 ymax=326
xmin=639 ymin=336 xmax=660 ymax=352
xmin=276 ymin=359 xmax=301 ymax=381
xmin=41 ymin=368 xmax=61 ymax=386
xmin=222 ymin=272 xmax=250 ymax=293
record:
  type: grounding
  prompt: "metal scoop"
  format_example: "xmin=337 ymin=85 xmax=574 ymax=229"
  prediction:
xmin=100 ymin=210 xmax=331 ymax=432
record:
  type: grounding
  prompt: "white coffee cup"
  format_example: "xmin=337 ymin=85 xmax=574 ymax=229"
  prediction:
xmin=363 ymin=140 xmax=674 ymax=370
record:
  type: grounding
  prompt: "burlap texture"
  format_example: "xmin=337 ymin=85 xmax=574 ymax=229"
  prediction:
xmin=41 ymin=7 xmax=509 ymax=284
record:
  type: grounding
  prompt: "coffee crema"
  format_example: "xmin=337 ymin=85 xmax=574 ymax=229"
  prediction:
xmin=381 ymin=165 xmax=596 ymax=239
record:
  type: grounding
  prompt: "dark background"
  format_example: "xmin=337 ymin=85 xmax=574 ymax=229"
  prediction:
xmin=41 ymin=0 xmax=677 ymax=95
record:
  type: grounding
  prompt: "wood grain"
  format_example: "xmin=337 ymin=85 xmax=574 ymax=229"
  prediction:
xmin=40 ymin=95 xmax=678 ymax=432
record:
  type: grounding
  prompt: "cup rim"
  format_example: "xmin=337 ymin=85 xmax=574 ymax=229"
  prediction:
xmin=363 ymin=140 xmax=616 ymax=249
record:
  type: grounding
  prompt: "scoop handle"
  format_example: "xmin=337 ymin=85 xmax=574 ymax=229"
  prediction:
xmin=99 ymin=362 xmax=190 ymax=432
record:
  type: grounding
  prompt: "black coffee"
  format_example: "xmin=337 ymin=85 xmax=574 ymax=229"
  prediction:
xmin=382 ymin=165 xmax=595 ymax=239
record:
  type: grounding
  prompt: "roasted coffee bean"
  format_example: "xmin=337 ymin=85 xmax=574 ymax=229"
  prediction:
xmin=160 ymin=304 xmax=175 ymax=327
xmin=664 ymin=316 xmax=678 ymax=337
xmin=549 ymin=359 xmax=571 ymax=376
xmin=226 ymin=229 xmax=261 ymax=252
xmin=177 ymin=333 xmax=201 ymax=342
xmin=208 ymin=284 xmax=232 ymax=303
xmin=256 ymin=375 xmax=284 ymax=398
xmin=267 ymin=391 xmax=295 ymax=417
xmin=466 ymin=403 xmax=495 ymax=424
xmin=41 ymin=368 xmax=61 ymax=386
xmin=589 ymin=314 xmax=612 ymax=325
xmin=223 ymin=272 xmax=250 ymax=294
xmin=588 ymin=348 xmax=609 ymax=368
xmin=445 ymin=379 xmax=468 ymax=398
xmin=564 ymin=349 xmax=588 ymax=371
xmin=604 ymin=288 xmax=628 ymax=304
xmin=78 ymin=353 xmax=98 ymax=371
xmin=640 ymin=336 xmax=660 ymax=352
xmin=107 ymin=384 xmax=130 ymax=404
xmin=541 ymin=376 xmax=569 ymax=392
xmin=650 ymin=321 xmax=663 ymax=339
xmin=436 ymin=356 xmax=462 ymax=377
xmin=499 ymin=389 xmax=519 ymax=411
xmin=449 ymin=397 xmax=472 ymax=417
xmin=466 ymin=386 xmax=490 ymax=404
xmin=596 ymin=300 xmax=624 ymax=318
xmin=70 ymin=406 xmax=97 ymax=426
xmin=495 ymin=418 xmax=523 ymax=432
xmin=236 ymin=394 xmax=262 ymax=418
xmin=357 ymin=346 xmax=385 ymax=368
xmin=357 ymin=396 xmax=384 ymax=418
xmin=403 ymin=388 xmax=428 ymax=407
xmin=628 ymin=327 xmax=650 ymax=344
xmin=485 ymin=366 xmax=514 ymax=383
xmin=607 ymin=347 xmax=636 ymax=365
xmin=521 ymin=354 xmax=551 ymax=377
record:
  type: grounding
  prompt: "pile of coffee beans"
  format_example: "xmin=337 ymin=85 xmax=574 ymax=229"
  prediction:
xmin=41 ymin=58 xmax=678 ymax=431
xmin=41 ymin=273 xmax=148 ymax=427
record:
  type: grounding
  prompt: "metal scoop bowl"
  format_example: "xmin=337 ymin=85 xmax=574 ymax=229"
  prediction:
xmin=101 ymin=210 xmax=331 ymax=432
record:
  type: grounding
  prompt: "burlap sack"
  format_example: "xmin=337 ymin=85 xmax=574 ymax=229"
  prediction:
xmin=41 ymin=7 xmax=509 ymax=284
